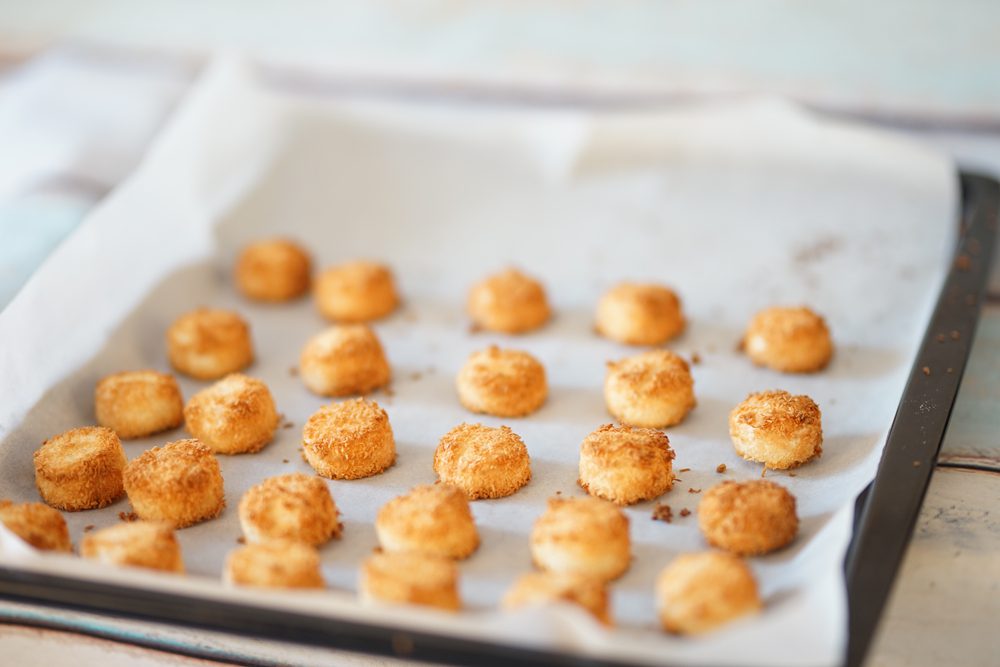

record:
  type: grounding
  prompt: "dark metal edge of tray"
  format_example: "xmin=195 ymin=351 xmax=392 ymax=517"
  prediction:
xmin=1 ymin=172 xmax=997 ymax=667
xmin=844 ymin=171 xmax=999 ymax=667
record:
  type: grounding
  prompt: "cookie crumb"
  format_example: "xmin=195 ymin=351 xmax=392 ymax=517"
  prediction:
xmin=913 ymin=460 xmax=922 ymax=467
xmin=687 ymin=487 xmax=701 ymax=494
xmin=716 ymin=463 xmax=727 ymax=474
xmin=282 ymin=458 xmax=290 ymax=464
xmin=690 ymin=352 xmax=702 ymax=365
xmin=679 ymin=508 xmax=691 ymax=517
xmin=118 ymin=511 xmax=138 ymax=522
xmin=946 ymin=367 xmax=954 ymax=374
xmin=955 ymin=254 xmax=972 ymax=271
xmin=936 ymin=333 xmax=946 ymax=343
xmin=288 ymin=366 xmax=298 ymax=377
xmin=679 ymin=467 xmax=691 ymax=473
xmin=83 ymin=524 xmax=95 ymax=532
xmin=651 ymin=503 xmax=673 ymax=523
xmin=761 ymin=467 xmax=768 ymax=478
xmin=237 ymin=536 xmax=246 ymax=544
xmin=468 ymin=322 xmax=483 ymax=334
xmin=922 ymin=366 xmax=931 ymax=376
xmin=950 ymin=330 xmax=961 ymax=340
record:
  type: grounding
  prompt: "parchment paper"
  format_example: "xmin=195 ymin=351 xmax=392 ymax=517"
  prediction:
xmin=0 ymin=56 xmax=956 ymax=667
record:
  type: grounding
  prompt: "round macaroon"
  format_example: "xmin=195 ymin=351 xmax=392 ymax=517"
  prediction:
xmin=94 ymin=370 xmax=184 ymax=439
xmin=743 ymin=306 xmax=833 ymax=373
xmin=456 ymin=346 xmax=547 ymax=417
xmin=467 ymin=268 xmax=551 ymax=334
xmin=302 ymin=398 xmax=396 ymax=479
xmin=224 ymin=540 xmax=325 ymax=589
xmin=729 ymin=390 xmax=823 ymax=469
xmin=299 ymin=324 xmax=391 ymax=397
xmin=238 ymin=473 xmax=341 ymax=546
xmin=698 ymin=480 xmax=799 ymax=556
xmin=315 ymin=260 xmax=399 ymax=323
xmin=595 ymin=282 xmax=685 ymax=346
xmin=375 ymin=483 xmax=479 ymax=560
xmin=530 ymin=496 xmax=631 ymax=582
xmin=579 ymin=424 xmax=675 ymax=506
xmin=604 ymin=349 xmax=696 ymax=428
xmin=656 ymin=551 xmax=761 ymax=635
xmin=359 ymin=551 xmax=461 ymax=611
xmin=166 ymin=308 xmax=254 ymax=380
xmin=183 ymin=373 xmax=279 ymax=455
xmin=0 ymin=500 xmax=71 ymax=552
xmin=434 ymin=423 xmax=532 ymax=500
xmin=235 ymin=238 xmax=312 ymax=302
xmin=81 ymin=521 xmax=184 ymax=573
xmin=123 ymin=439 xmax=225 ymax=528
xmin=502 ymin=571 xmax=611 ymax=626
xmin=33 ymin=426 xmax=127 ymax=511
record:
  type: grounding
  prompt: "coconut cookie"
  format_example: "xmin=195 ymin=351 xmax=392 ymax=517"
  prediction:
xmin=167 ymin=308 xmax=254 ymax=380
xmin=95 ymin=370 xmax=184 ymax=439
xmin=359 ymin=551 xmax=461 ymax=611
xmin=744 ymin=306 xmax=833 ymax=373
xmin=81 ymin=521 xmax=184 ymax=573
xmin=434 ymin=424 xmax=531 ymax=500
xmin=698 ymin=480 xmax=798 ymax=556
xmin=595 ymin=282 xmax=685 ymax=346
xmin=375 ymin=484 xmax=479 ymax=560
xmin=123 ymin=439 xmax=225 ymax=528
xmin=302 ymin=398 xmax=396 ymax=479
xmin=456 ymin=346 xmax=547 ymax=417
xmin=468 ymin=268 xmax=551 ymax=334
xmin=0 ymin=500 xmax=71 ymax=552
xmin=502 ymin=571 xmax=611 ymax=625
xmin=604 ymin=349 xmax=696 ymax=428
xmin=183 ymin=374 xmax=279 ymax=455
xmin=225 ymin=540 xmax=325 ymax=589
xmin=315 ymin=261 xmax=399 ymax=323
xmin=530 ymin=496 xmax=630 ymax=582
xmin=729 ymin=390 xmax=822 ymax=469
xmin=235 ymin=238 xmax=312 ymax=302
xmin=34 ymin=427 xmax=127 ymax=511
xmin=299 ymin=325 xmax=391 ymax=397
xmin=578 ymin=424 xmax=675 ymax=505
xmin=656 ymin=551 xmax=761 ymax=635
xmin=239 ymin=473 xmax=341 ymax=546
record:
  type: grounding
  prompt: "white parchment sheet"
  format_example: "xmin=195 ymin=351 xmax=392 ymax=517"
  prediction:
xmin=0 ymin=57 xmax=955 ymax=667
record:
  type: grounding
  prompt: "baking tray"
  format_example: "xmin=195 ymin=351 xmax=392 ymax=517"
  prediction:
xmin=0 ymin=62 xmax=994 ymax=665
xmin=1 ymin=174 xmax=994 ymax=667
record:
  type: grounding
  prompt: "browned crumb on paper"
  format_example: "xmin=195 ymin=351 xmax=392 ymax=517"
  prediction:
xmin=716 ymin=463 xmax=727 ymax=474
xmin=690 ymin=352 xmax=702 ymax=365
xmin=678 ymin=467 xmax=691 ymax=473
xmin=237 ymin=536 xmax=246 ymax=544
xmin=468 ymin=322 xmax=483 ymax=334
xmin=688 ymin=488 xmax=701 ymax=494
xmin=282 ymin=459 xmax=290 ymax=464
xmin=788 ymin=472 xmax=797 ymax=477
xmin=118 ymin=511 xmax=138 ymax=522
xmin=409 ymin=371 xmax=423 ymax=382
xmin=679 ymin=508 xmax=691 ymax=517
xmin=83 ymin=524 xmax=95 ymax=532
xmin=288 ymin=366 xmax=298 ymax=377
xmin=736 ymin=337 xmax=746 ymax=352
xmin=651 ymin=503 xmax=673 ymax=523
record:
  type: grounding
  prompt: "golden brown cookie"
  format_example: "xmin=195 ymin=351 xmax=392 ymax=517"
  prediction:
xmin=467 ymin=268 xmax=551 ymax=334
xmin=183 ymin=373 xmax=279 ymax=455
xmin=315 ymin=261 xmax=399 ymax=322
xmin=0 ymin=500 xmax=71 ymax=552
xmin=502 ymin=571 xmax=611 ymax=625
xmin=595 ymin=282 xmax=685 ymax=345
xmin=656 ymin=551 xmax=761 ymax=635
xmin=95 ymin=370 xmax=184 ymax=439
xmin=375 ymin=484 xmax=479 ymax=560
xmin=530 ymin=496 xmax=630 ymax=581
xmin=359 ymin=551 xmax=460 ymax=611
xmin=167 ymin=308 xmax=254 ymax=380
xmin=604 ymin=349 xmax=696 ymax=428
xmin=434 ymin=423 xmax=531 ymax=500
xmin=81 ymin=521 xmax=184 ymax=573
xmin=299 ymin=325 xmax=391 ymax=397
xmin=729 ymin=390 xmax=822 ymax=469
xmin=744 ymin=306 xmax=833 ymax=373
xmin=698 ymin=480 xmax=798 ymax=556
xmin=224 ymin=540 xmax=325 ymax=589
xmin=123 ymin=439 xmax=225 ymax=528
xmin=579 ymin=424 xmax=675 ymax=506
xmin=302 ymin=398 xmax=396 ymax=479
xmin=33 ymin=426 xmax=127 ymax=511
xmin=456 ymin=346 xmax=547 ymax=417
xmin=239 ymin=473 xmax=341 ymax=546
xmin=235 ymin=238 xmax=312 ymax=302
